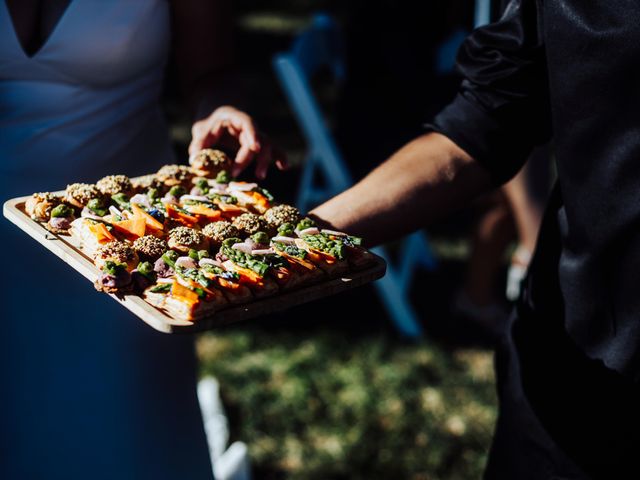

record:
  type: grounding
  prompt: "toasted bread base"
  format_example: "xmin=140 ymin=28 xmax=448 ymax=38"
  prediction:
xmin=219 ymin=285 xmax=253 ymax=304
xmin=143 ymin=288 xmax=228 ymax=321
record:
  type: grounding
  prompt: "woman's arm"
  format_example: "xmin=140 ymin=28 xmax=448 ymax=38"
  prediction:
xmin=310 ymin=133 xmax=492 ymax=246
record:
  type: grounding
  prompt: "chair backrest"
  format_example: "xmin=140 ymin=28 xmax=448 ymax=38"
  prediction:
xmin=272 ymin=14 xmax=352 ymax=212
xmin=474 ymin=0 xmax=492 ymax=27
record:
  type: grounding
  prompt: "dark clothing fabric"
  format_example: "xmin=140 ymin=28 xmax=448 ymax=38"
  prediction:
xmin=485 ymin=187 xmax=640 ymax=478
xmin=428 ymin=0 xmax=640 ymax=476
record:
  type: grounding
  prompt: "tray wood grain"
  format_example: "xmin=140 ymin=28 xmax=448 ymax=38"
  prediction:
xmin=3 ymin=193 xmax=386 ymax=334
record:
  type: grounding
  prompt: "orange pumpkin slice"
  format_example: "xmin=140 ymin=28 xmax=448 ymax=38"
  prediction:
xmin=131 ymin=203 xmax=164 ymax=231
xmin=112 ymin=216 xmax=146 ymax=240
xmin=166 ymin=203 xmax=199 ymax=227
xmin=170 ymin=281 xmax=200 ymax=306
xmin=88 ymin=222 xmax=116 ymax=244
xmin=183 ymin=203 xmax=222 ymax=222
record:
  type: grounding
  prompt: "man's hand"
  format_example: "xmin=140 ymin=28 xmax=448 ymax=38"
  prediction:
xmin=189 ymin=106 xmax=287 ymax=179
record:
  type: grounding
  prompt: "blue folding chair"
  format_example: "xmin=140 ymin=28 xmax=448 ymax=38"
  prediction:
xmin=273 ymin=14 xmax=438 ymax=338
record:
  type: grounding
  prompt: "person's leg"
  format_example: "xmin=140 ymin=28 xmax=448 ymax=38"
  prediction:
xmin=502 ymin=160 xmax=545 ymax=301
xmin=454 ymin=192 xmax=516 ymax=335
xmin=463 ymin=192 xmax=515 ymax=308
xmin=502 ymin=166 xmax=542 ymax=256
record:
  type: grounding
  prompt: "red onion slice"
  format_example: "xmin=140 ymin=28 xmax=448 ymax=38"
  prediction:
xmin=80 ymin=208 xmax=106 ymax=221
xmin=130 ymin=194 xmax=151 ymax=208
xmin=232 ymin=242 xmax=253 ymax=254
xmin=180 ymin=194 xmax=210 ymax=203
xmin=298 ymin=227 xmax=320 ymax=236
xmin=109 ymin=206 xmax=122 ymax=218
xmin=161 ymin=195 xmax=178 ymax=205
xmin=271 ymin=236 xmax=297 ymax=244
xmin=199 ymin=258 xmax=222 ymax=268
xmin=206 ymin=180 xmax=228 ymax=192
xmin=251 ymin=248 xmax=274 ymax=256
xmin=228 ymin=181 xmax=258 ymax=192
xmin=321 ymin=229 xmax=348 ymax=237
xmin=244 ymin=238 xmax=258 ymax=250
xmin=175 ymin=256 xmax=198 ymax=269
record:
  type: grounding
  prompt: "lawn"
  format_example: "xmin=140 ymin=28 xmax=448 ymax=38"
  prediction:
xmin=197 ymin=322 xmax=497 ymax=479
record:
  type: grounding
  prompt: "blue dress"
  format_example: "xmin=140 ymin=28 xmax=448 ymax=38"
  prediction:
xmin=0 ymin=2 xmax=213 ymax=478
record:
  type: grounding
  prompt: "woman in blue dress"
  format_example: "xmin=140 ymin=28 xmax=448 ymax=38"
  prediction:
xmin=0 ymin=1 xmax=281 ymax=478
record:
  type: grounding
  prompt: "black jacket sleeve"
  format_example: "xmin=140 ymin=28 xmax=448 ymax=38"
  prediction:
xmin=427 ymin=0 xmax=551 ymax=184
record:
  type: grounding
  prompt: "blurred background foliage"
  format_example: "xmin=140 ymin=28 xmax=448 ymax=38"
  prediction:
xmin=176 ymin=1 xmax=499 ymax=478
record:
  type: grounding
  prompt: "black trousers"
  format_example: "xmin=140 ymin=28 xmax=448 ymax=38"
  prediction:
xmin=484 ymin=305 xmax=640 ymax=479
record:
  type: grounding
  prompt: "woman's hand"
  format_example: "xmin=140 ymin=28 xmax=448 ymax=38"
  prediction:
xmin=189 ymin=106 xmax=287 ymax=179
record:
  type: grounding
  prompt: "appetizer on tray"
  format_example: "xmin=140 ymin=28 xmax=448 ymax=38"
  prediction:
xmin=20 ymin=149 xmax=377 ymax=322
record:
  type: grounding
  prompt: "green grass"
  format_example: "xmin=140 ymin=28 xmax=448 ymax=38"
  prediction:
xmin=197 ymin=327 xmax=497 ymax=479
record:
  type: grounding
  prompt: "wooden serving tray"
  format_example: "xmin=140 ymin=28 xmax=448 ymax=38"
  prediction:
xmin=3 ymin=193 xmax=386 ymax=334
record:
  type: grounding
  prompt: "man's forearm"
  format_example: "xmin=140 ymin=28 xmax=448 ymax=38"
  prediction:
xmin=310 ymin=133 xmax=493 ymax=246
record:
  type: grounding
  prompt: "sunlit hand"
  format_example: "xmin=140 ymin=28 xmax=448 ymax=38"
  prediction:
xmin=189 ymin=105 xmax=287 ymax=179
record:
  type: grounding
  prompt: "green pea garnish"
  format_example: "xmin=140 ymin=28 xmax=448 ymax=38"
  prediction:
xmin=111 ymin=193 xmax=130 ymax=210
xmin=296 ymin=217 xmax=316 ymax=231
xmin=215 ymin=170 xmax=231 ymax=184
xmin=169 ymin=186 xmax=186 ymax=197
xmin=51 ymin=204 xmax=72 ymax=218
xmin=251 ymin=231 xmax=269 ymax=245
xmin=277 ymin=223 xmax=294 ymax=237
xmin=103 ymin=260 xmax=126 ymax=275
xmin=137 ymin=261 xmax=154 ymax=276
xmin=87 ymin=198 xmax=107 ymax=216
xmin=195 ymin=178 xmax=209 ymax=193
